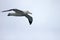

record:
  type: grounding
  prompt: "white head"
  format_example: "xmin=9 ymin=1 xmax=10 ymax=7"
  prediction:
xmin=25 ymin=11 xmax=32 ymax=14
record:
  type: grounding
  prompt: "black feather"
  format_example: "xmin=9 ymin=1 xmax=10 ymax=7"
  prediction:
xmin=25 ymin=14 xmax=33 ymax=25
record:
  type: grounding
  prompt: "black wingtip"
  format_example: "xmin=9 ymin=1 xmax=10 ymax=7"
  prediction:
xmin=2 ymin=11 xmax=5 ymax=12
xmin=2 ymin=9 xmax=12 ymax=12
xmin=29 ymin=21 xmax=32 ymax=25
xmin=25 ymin=14 xmax=33 ymax=25
xmin=29 ymin=18 xmax=33 ymax=25
xmin=2 ymin=10 xmax=8 ymax=12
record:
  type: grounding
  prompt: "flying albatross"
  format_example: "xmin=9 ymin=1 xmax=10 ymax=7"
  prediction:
xmin=2 ymin=9 xmax=33 ymax=25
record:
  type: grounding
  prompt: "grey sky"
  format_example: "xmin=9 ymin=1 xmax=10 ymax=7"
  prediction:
xmin=0 ymin=0 xmax=60 ymax=40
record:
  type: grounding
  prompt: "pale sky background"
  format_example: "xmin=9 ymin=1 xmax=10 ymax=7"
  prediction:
xmin=0 ymin=0 xmax=60 ymax=40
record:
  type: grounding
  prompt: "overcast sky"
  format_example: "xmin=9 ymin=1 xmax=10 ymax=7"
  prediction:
xmin=0 ymin=0 xmax=60 ymax=40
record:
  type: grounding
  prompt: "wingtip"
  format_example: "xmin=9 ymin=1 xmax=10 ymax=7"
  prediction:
xmin=2 ymin=10 xmax=7 ymax=12
xmin=29 ymin=20 xmax=33 ymax=25
xmin=1 ymin=11 xmax=4 ymax=13
xmin=1 ymin=10 xmax=4 ymax=12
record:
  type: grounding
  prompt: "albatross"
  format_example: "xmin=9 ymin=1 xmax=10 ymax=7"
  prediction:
xmin=2 ymin=9 xmax=33 ymax=25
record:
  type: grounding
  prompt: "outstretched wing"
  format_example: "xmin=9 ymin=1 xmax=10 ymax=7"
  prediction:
xmin=25 ymin=14 xmax=33 ymax=25
xmin=2 ymin=9 xmax=14 ymax=12
xmin=2 ymin=9 xmax=24 ymax=14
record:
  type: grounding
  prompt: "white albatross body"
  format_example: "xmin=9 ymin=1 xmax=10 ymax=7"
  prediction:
xmin=2 ymin=9 xmax=33 ymax=25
